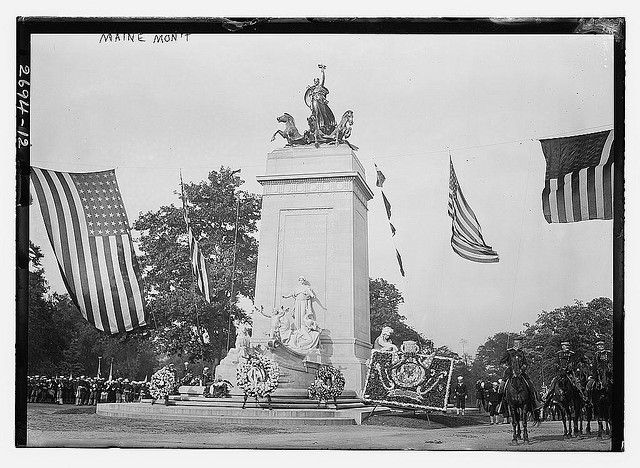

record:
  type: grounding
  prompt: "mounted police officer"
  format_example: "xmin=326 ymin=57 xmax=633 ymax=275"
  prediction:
xmin=591 ymin=340 xmax=612 ymax=385
xmin=499 ymin=335 xmax=543 ymax=411
xmin=544 ymin=341 xmax=587 ymax=405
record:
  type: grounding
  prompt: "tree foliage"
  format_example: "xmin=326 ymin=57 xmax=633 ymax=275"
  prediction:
xmin=369 ymin=277 xmax=428 ymax=346
xmin=27 ymin=242 xmax=159 ymax=378
xmin=470 ymin=298 xmax=613 ymax=389
xmin=133 ymin=168 xmax=261 ymax=364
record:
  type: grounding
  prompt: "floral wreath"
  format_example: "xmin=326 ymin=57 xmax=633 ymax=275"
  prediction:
xmin=308 ymin=365 xmax=345 ymax=402
xmin=148 ymin=367 xmax=176 ymax=400
xmin=236 ymin=353 xmax=280 ymax=398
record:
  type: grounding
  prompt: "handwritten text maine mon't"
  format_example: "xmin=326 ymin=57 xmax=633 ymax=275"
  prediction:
xmin=99 ymin=34 xmax=191 ymax=44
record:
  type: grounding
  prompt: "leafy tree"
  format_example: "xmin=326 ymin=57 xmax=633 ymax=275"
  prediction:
xmin=369 ymin=277 xmax=427 ymax=346
xmin=133 ymin=168 xmax=261 ymax=364
xmin=27 ymin=242 xmax=74 ymax=375
xmin=521 ymin=297 xmax=612 ymax=389
xmin=27 ymin=241 xmax=161 ymax=378
xmin=469 ymin=298 xmax=613 ymax=390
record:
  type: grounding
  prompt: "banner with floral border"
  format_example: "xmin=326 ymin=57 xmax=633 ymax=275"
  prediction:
xmin=363 ymin=350 xmax=455 ymax=411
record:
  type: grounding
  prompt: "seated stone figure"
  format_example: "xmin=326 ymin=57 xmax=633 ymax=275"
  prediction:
xmin=373 ymin=326 xmax=398 ymax=352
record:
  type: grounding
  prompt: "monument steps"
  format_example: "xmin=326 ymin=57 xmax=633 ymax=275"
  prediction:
xmin=96 ymin=402 xmax=381 ymax=425
xmin=164 ymin=395 xmax=365 ymax=410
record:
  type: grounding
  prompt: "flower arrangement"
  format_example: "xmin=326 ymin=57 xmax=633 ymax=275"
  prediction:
xmin=308 ymin=365 xmax=345 ymax=403
xmin=149 ymin=367 xmax=177 ymax=400
xmin=236 ymin=353 xmax=280 ymax=398
xmin=363 ymin=350 xmax=454 ymax=411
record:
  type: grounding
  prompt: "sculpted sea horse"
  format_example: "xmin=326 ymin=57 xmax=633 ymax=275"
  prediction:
xmin=270 ymin=113 xmax=309 ymax=146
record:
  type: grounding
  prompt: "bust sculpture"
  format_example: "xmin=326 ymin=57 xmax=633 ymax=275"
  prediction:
xmin=374 ymin=326 xmax=398 ymax=352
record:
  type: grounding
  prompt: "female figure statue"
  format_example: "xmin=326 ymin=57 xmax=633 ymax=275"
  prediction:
xmin=282 ymin=276 xmax=317 ymax=331
xmin=374 ymin=326 xmax=398 ymax=352
xmin=304 ymin=64 xmax=336 ymax=136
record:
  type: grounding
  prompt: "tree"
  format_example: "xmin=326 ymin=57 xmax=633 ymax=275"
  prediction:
xmin=469 ymin=298 xmax=613 ymax=390
xmin=369 ymin=277 xmax=427 ymax=346
xmin=133 ymin=168 xmax=261 ymax=364
xmin=27 ymin=241 xmax=162 ymax=378
xmin=521 ymin=297 xmax=613 ymax=389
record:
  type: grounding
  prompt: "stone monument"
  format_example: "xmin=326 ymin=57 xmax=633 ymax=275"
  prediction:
xmin=249 ymin=65 xmax=374 ymax=395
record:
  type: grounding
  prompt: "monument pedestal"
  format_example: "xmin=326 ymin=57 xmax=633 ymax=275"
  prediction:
xmin=252 ymin=144 xmax=374 ymax=395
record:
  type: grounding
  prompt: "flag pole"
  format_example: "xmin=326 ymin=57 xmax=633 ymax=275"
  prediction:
xmin=97 ymin=356 xmax=102 ymax=378
xmin=226 ymin=196 xmax=241 ymax=351
xmin=180 ymin=170 xmax=205 ymax=359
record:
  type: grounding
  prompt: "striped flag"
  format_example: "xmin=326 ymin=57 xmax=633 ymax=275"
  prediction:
xmin=180 ymin=178 xmax=212 ymax=302
xmin=540 ymin=130 xmax=614 ymax=223
xmin=30 ymin=167 xmax=146 ymax=334
xmin=448 ymin=158 xmax=499 ymax=263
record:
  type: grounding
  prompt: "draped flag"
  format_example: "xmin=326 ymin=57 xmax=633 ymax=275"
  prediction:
xmin=30 ymin=167 xmax=146 ymax=334
xmin=539 ymin=130 xmax=614 ymax=223
xmin=180 ymin=176 xmax=212 ymax=302
xmin=447 ymin=158 xmax=499 ymax=263
xmin=375 ymin=164 xmax=386 ymax=188
xmin=375 ymin=164 xmax=405 ymax=276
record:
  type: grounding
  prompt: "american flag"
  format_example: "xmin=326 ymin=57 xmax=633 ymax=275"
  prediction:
xmin=540 ymin=130 xmax=614 ymax=223
xmin=30 ymin=167 xmax=146 ymax=334
xmin=180 ymin=178 xmax=212 ymax=302
xmin=448 ymin=158 xmax=499 ymax=263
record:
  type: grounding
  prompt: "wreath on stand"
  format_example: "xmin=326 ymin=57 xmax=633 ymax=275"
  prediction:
xmin=308 ymin=365 xmax=345 ymax=407
xmin=149 ymin=367 xmax=176 ymax=405
xmin=236 ymin=353 xmax=280 ymax=409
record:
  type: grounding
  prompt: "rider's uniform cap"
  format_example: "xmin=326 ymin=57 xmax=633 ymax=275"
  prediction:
xmin=561 ymin=341 xmax=571 ymax=346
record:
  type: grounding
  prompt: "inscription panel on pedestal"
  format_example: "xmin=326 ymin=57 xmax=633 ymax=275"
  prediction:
xmin=275 ymin=208 xmax=330 ymax=328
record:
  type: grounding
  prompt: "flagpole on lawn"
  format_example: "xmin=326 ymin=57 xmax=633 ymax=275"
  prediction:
xmin=226 ymin=196 xmax=241 ymax=351
xmin=179 ymin=170 xmax=205 ymax=361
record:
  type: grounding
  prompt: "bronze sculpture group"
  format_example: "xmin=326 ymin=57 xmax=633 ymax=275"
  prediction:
xmin=271 ymin=65 xmax=357 ymax=149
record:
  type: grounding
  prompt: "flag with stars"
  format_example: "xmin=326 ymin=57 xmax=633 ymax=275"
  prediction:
xmin=30 ymin=167 xmax=146 ymax=334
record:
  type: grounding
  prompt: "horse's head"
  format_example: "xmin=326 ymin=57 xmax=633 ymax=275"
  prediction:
xmin=342 ymin=110 xmax=354 ymax=125
xmin=277 ymin=113 xmax=294 ymax=124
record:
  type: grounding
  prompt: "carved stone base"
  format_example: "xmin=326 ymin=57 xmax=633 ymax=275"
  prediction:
xmin=213 ymin=347 xmax=243 ymax=387
xmin=265 ymin=343 xmax=321 ymax=391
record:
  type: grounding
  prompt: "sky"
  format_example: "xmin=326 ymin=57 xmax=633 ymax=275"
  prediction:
xmin=28 ymin=33 xmax=614 ymax=356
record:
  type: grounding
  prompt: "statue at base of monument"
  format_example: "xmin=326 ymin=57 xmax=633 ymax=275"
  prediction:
xmin=254 ymin=305 xmax=294 ymax=346
xmin=288 ymin=311 xmax=321 ymax=352
xmin=233 ymin=320 xmax=252 ymax=358
xmin=373 ymin=326 xmax=399 ymax=352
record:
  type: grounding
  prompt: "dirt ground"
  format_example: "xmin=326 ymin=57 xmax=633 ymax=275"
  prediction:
xmin=25 ymin=404 xmax=611 ymax=451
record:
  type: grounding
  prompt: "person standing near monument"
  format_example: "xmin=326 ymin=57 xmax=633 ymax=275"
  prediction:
xmin=453 ymin=376 xmax=468 ymax=415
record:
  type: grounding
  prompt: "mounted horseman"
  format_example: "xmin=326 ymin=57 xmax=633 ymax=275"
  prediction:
xmin=499 ymin=335 xmax=543 ymax=413
xmin=543 ymin=341 xmax=586 ymax=438
xmin=586 ymin=340 xmax=612 ymax=438
xmin=499 ymin=335 xmax=542 ymax=444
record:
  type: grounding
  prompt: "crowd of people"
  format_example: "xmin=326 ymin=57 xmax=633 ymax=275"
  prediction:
xmin=27 ymin=375 xmax=151 ymax=405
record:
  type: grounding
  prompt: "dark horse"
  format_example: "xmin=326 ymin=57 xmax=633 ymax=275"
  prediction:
xmin=504 ymin=357 xmax=540 ymax=444
xmin=587 ymin=371 xmax=612 ymax=439
xmin=545 ymin=374 xmax=583 ymax=438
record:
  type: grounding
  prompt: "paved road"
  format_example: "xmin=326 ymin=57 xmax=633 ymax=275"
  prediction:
xmin=26 ymin=404 xmax=611 ymax=450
